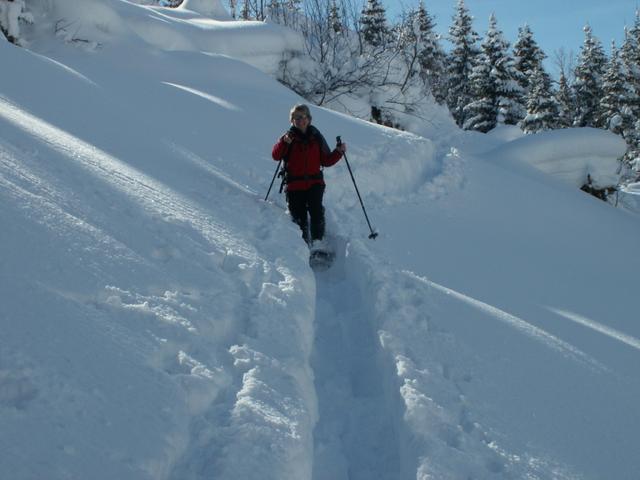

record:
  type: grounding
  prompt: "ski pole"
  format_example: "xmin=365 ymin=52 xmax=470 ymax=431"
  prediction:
xmin=265 ymin=159 xmax=282 ymax=201
xmin=337 ymin=136 xmax=378 ymax=240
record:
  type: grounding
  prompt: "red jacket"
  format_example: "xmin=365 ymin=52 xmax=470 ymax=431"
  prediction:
xmin=272 ymin=126 xmax=343 ymax=191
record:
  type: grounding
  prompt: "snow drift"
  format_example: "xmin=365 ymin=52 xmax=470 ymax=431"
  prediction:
xmin=486 ymin=127 xmax=626 ymax=188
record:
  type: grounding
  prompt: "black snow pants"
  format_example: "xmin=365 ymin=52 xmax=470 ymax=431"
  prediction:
xmin=286 ymin=184 xmax=325 ymax=244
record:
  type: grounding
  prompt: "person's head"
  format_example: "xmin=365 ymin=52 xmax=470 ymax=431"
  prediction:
xmin=290 ymin=104 xmax=311 ymax=132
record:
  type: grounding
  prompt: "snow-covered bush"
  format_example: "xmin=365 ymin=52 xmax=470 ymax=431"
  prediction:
xmin=276 ymin=0 xmax=445 ymax=131
xmin=0 ymin=0 xmax=33 ymax=46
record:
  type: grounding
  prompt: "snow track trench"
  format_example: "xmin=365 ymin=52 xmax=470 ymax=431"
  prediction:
xmin=310 ymin=235 xmax=415 ymax=480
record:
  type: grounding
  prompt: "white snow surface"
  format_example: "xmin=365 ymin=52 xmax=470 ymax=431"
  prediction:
xmin=1 ymin=2 xmax=640 ymax=480
xmin=179 ymin=0 xmax=231 ymax=19
xmin=30 ymin=0 xmax=302 ymax=74
xmin=487 ymin=127 xmax=626 ymax=188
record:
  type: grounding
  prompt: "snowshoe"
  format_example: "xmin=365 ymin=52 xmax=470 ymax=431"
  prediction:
xmin=309 ymin=240 xmax=335 ymax=271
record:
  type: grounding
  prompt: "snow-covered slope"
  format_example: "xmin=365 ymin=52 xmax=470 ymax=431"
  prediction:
xmin=2 ymin=2 xmax=639 ymax=480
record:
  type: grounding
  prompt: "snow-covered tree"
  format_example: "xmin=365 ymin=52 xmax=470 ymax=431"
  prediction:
xmin=240 ymin=0 xmax=251 ymax=19
xmin=600 ymin=42 xmax=636 ymax=136
xmin=488 ymin=17 xmax=526 ymax=125
xmin=464 ymin=14 xmax=524 ymax=131
xmin=626 ymin=120 xmax=640 ymax=177
xmin=521 ymin=68 xmax=561 ymax=133
xmin=621 ymin=12 xmax=640 ymax=117
xmin=0 ymin=0 xmax=32 ymax=46
xmin=414 ymin=1 xmax=446 ymax=103
xmin=555 ymin=72 xmax=575 ymax=128
xmin=328 ymin=0 xmax=342 ymax=34
xmin=226 ymin=0 xmax=237 ymax=18
xmin=463 ymin=51 xmax=497 ymax=132
xmin=359 ymin=0 xmax=389 ymax=49
xmin=397 ymin=1 xmax=446 ymax=103
xmin=238 ymin=0 xmax=275 ymax=20
xmin=446 ymin=0 xmax=480 ymax=127
xmin=285 ymin=0 xmax=302 ymax=24
xmin=279 ymin=0 xmax=383 ymax=106
xmin=573 ymin=25 xmax=608 ymax=127
xmin=266 ymin=0 xmax=302 ymax=27
xmin=621 ymin=11 xmax=640 ymax=71
xmin=513 ymin=24 xmax=550 ymax=96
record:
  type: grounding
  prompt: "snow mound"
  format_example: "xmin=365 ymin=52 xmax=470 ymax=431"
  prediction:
xmin=179 ymin=0 xmax=231 ymax=19
xmin=621 ymin=181 xmax=640 ymax=195
xmin=486 ymin=127 xmax=626 ymax=188
xmin=32 ymin=0 xmax=301 ymax=74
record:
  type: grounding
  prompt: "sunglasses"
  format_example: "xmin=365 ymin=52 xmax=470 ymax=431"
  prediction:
xmin=293 ymin=114 xmax=308 ymax=121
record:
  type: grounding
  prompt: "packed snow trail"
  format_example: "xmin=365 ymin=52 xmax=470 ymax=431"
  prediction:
xmin=310 ymin=236 xmax=408 ymax=480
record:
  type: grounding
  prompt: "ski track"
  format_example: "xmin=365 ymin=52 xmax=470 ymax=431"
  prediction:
xmin=311 ymin=236 xmax=406 ymax=480
xmin=548 ymin=307 xmax=640 ymax=352
xmin=404 ymin=270 xmax=608 ymax=373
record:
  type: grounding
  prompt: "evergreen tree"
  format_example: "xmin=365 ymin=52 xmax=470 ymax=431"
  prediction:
xmin=621 ymin=10 xmax=640 ymax=71
xmin=488 ymin=15 xmax=525 ymax=125
xmin=360 ymin=0 xmax=389 ymax=49
xmin=521 ymin=68 xmax=561 ymax=133
xmin=621 ymin=12 xmax=640 ymax=117
xmin=399 ymin=1 xmax=446 ymax=103
xmin=600 ymin=42 xmax=636 ymax=136
xmin=573 ymin=24 xmax=608 ymax=127
xmin=513 ymin=24 xmax=550 ymax=96
xmin=464 ymin=14 xmax=524 ymax=131
xmin=619 ymin=12 xmax=640 ymax=178
xmin=556 ymin=72 xmax=575 ymax=128
xmin=626 ymin=120 xmax=640 ymax=177
xmin=446 ymin=0 xmax=481 ymax=127
xmin=463 ymin=50 xmax=497 ymax=132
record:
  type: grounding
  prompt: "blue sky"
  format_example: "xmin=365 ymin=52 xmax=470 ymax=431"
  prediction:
xmin=382 ymin=0 xmax=638 ymax=75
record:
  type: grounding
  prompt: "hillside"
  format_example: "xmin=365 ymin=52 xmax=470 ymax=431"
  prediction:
xmin=1 ymin=2 xmax=640 ymax=479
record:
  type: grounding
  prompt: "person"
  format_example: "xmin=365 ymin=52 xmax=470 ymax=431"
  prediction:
xmin=271 ymin=104 xmax=346 ymax=246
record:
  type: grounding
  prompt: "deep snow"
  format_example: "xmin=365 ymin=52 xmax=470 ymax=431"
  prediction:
xmin=1 ymin=2 xmax=640 ymax=480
